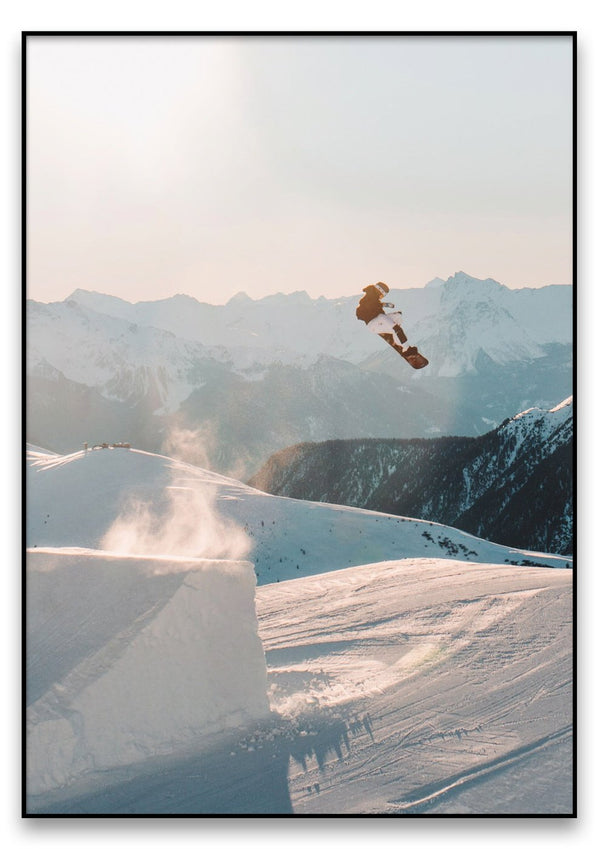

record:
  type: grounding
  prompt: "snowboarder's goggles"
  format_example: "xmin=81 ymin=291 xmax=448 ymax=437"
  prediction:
xmin=375 ymin=283 xmax=389 ymax=296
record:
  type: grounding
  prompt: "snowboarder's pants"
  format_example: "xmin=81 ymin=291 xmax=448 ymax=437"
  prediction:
xmin=366 ymin=314 xmax=405 ymax=346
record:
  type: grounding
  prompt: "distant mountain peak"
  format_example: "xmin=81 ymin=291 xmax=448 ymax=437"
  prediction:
xmin=550 ymin=396 xmax=573 ymax=413
xmin=67 ymin=287 xmax=94 ymax=299
xmin=170 ymin=293 xmax=199 ymax=302
xmin=424 ymin=272 xmax=506 ymax=292
xmin=510 ymin=396 xmax=572 ymax=423
xmin=66 ymin=288 xmax=133 ymax=307
xmin=227 ymin=291 xmax=254 ymax=305
xmin=446 ymin=271 xmax=503 ymax=288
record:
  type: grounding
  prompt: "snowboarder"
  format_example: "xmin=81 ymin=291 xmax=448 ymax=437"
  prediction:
xmin=356 ymin=282 xmax=428 ymax=369
xmin=356 ymin=282 xmax=407 ymax=346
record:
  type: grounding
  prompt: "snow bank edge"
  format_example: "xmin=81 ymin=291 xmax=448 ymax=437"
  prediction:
xmin=26 ymin=549 xmax=269 ymax=796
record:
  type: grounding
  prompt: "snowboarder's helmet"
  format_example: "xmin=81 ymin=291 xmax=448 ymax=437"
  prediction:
xmin=375 ymin=282 xmax=389 ymax=296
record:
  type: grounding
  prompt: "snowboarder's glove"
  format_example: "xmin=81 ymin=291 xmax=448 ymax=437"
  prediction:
xmin=382 ymin=302 xmax=395 ymax=309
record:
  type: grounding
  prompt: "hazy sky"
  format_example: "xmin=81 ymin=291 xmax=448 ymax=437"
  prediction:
xmin=26 ymin=34 xmax=573 ymax=304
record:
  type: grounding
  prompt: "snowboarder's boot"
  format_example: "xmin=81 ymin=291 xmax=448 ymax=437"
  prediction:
xmin=393 ymin=324 xmax=408 ymax=344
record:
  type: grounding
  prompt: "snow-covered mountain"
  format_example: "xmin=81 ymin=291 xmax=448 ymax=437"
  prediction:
xmin=26 ymin=272 xmax=572 ymax=477
xmin=249 ymin=397 xmax=574 ymax=555
xmin=26 ymin=444 xmax=572 ymax=813
xmin=27 ymin=298 xmax=233 ymax=415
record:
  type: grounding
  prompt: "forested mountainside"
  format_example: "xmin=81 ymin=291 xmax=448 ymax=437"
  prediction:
xmin=248 ymin=399 xmax=573 ymax=555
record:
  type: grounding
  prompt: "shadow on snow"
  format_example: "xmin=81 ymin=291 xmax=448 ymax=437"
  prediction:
xmin=27 ymin=710 xmax=375 ymax=816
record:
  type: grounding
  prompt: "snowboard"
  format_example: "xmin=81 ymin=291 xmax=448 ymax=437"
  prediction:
xmin=379 ymin=334 xmax=429 ymax=369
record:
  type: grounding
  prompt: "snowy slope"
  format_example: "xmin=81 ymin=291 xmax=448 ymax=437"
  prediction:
xmin=257 ymin=559 xmax=572 ymax=815
xmin=27 ymin=446 xmax=572 ymax=575
xmin=29 ymin=558 xmax=572 ymax=814
xmin=25 ymin=445 xmax=572 ymax=813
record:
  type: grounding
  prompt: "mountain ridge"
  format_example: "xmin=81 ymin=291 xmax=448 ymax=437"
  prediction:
xmin=54 ymin=270 xmax=572 ymax=359
xmin=26 ymin=272 xmax=573 ymax=477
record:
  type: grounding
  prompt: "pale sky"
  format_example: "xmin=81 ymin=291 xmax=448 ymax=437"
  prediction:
xmin=26 ymin=34 xmax=573 ymax=304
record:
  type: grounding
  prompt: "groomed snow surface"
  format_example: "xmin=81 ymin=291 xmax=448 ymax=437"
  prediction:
xmin=26 ymin=446 xmax=572 ymax=815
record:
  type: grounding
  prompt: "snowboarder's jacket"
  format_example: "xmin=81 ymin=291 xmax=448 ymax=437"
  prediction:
xmin=356 ymin=285 xmax=386 ymax=324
